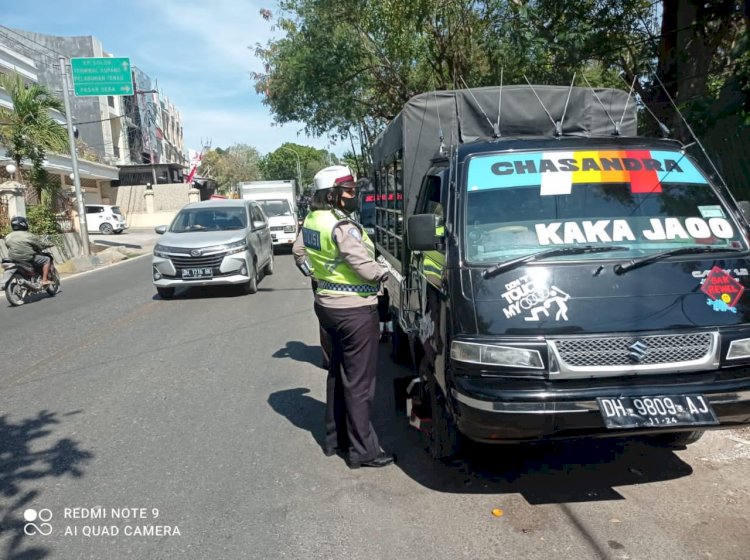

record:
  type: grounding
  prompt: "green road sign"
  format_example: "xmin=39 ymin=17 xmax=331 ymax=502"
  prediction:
xmin=70 ymin=57 xmax=134 ymax=97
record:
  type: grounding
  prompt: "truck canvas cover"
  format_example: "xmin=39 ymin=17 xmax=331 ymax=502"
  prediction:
xmin=371 ymin=85 xmax=638 ymax=219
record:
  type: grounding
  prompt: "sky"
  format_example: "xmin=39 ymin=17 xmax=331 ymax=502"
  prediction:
xmin=2 ymin=0 xmax=344 ymax=157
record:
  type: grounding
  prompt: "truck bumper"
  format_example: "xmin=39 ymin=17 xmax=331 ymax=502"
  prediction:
xmin=271 ymin=232 xmax=296 ymax=246
xmin=451 ymin=375 xmax=750 ymax=443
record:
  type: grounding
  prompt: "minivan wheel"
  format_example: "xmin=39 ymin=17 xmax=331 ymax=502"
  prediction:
xmin=99 ymin=223 xmax=114 ymax=234
xmin=157 ymin=287 xmax=175 ymax=299
xmin=263 ymin=254 xmax=274 ymax=276
xmin=243 ymin=262 xmax=258 ymax=294
xmin=647 ymin=430 xmax=705 ymax=448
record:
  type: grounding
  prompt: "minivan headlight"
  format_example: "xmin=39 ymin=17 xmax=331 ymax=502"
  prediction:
xmin=154 ymin=243 xmax=169 ymax=258
xmin=283 ymin=225 xmax=296 ymax=233
xmin=450 ymin=341 xmax=544 ymax=369
xmin=222 ymin=240 xmax=248 ymax=255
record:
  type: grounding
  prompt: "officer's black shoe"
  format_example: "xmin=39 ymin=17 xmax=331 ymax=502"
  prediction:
xmin=323 ymin=446 xmax=339 ymax=457
xmin=348 ymin=452 xmax=396 ymax=469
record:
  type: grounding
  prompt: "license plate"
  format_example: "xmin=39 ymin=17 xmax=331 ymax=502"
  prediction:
xmin=181 ymin=267 xmax=213 ymax=279
xmin=597 ymin=395 xmax=719 ymax=429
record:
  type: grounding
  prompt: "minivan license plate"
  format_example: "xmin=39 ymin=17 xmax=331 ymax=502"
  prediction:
xmin=181 ymin=267 xmax=213 ymax=279
xmin=597 ymin=395 xmax=719 ymax=429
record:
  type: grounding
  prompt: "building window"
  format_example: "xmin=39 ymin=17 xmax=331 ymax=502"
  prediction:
xmin=108 ymin=96 xmax=115 ymax=108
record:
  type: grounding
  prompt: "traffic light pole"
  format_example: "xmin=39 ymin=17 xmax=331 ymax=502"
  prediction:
xmin=59 ymin=56 xmax=91 ymax=256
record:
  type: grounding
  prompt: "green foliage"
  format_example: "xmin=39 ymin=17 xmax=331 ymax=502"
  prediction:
xmin=26 ymin=204 xmax=62 ymax=244
xmin=199 ymin=144 xmax=263 ymax=192
xmin=0 ymin=223 xmax=10 ymax=239
xmin=259 ymin=143 xmax=336 ymax=190
xmin=253 ymin=0 xmax=659 ymax=149
xmin=0 ymin=72 xmax=68 ymax=197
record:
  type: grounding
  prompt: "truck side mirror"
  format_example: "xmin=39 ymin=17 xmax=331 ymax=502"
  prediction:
xmin=407 ymin=213 xmax=442 ymax=251
xmin=738 ymin=201 xmax=750 ymax=224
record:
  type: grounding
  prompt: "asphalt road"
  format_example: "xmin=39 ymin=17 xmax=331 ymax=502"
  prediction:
xmin=0 ymin=251 xmax=749 ymax=559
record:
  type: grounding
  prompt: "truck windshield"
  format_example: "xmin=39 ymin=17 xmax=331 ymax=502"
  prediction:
xmin=464 ymin=149 xmax=747 ymax=263
xmin=257 ymin=199 xmax=292 ymax=217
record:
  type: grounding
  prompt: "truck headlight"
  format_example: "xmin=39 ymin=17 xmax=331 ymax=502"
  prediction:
xmin=283 ymin=225 xmax=297 ymax=233
xmin=727 ymin=338 xmax=750 ymax=360
xmin=450 ymin=341 xmax=544 ymax=369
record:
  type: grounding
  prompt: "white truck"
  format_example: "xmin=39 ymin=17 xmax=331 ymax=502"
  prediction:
xmin=239 ymin=180 xmax=298 ymax=248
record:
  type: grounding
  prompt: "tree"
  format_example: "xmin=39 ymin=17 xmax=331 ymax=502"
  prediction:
xmin=0 ymin=71 xmax=68 ymax=204
xmin=253 ymin=0 xmax=658 ymax=161
xmin=260 ymin=143 xmax=335 ymax=191
xmin=199 ymin=143 xmax=263 ymax=193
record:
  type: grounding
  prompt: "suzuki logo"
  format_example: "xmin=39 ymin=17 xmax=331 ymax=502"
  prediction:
xmin=628 ymin=339 xmax=649 ymax=363
xmin=190 ymin=249 xmax=202 ymax=257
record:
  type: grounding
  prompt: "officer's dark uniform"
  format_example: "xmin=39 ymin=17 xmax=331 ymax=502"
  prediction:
xmin=295 ymin=205 xmax=390 ymax=466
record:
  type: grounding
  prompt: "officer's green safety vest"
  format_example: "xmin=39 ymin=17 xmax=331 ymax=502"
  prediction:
xmin=302 ymin=210 xmax=379 ymax=296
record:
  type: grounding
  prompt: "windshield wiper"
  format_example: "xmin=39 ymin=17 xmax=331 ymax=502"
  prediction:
xmin=482 ymin=245 xmax=629 ymax=279
xmin=614 ymin=246 xmax=745 ymax=275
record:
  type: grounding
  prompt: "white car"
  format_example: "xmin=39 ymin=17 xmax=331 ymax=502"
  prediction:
xmin=85 ymin=204 xmax=128 ymax=234
xmin=151 ymin=199 xmax=274 ymax=299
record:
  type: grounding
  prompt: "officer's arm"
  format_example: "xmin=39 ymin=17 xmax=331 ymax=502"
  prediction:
xmin=292 ymin=230 xmax=313 ymax=277
xmin=334 ymin=225 xmax=387 ymax=283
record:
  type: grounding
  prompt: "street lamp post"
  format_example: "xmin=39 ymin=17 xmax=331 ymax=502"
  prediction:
xmin=5 ymin=163 xmax=17 ymax=181
xmin=279 ymin=146 xmax=302 ymax=197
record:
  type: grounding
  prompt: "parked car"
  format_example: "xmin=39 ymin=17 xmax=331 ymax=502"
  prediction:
xmin=151 ymin=199 xmax=274 ymax=299
xmin=85 ymin=204 xmax=128 ymax=234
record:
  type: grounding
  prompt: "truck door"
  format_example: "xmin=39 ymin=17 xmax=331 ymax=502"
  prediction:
xmin=408 ymin=171 xmax=448 ymax=359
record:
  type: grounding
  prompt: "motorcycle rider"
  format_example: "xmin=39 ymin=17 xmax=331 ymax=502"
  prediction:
xmin=4 ymin=216 xmax=53 ymax=286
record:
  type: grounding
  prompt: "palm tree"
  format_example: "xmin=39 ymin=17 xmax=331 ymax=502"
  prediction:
xmin=0 ymin=71 xmax=68 ymax=204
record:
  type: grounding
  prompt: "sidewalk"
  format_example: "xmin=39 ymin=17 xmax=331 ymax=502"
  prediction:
xmin=56 ymin=228 xmax=159 ymax=277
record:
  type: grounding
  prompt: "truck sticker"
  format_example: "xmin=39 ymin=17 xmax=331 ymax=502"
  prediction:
xmin=467 ymin=150 xmax=708 ymax=194
xmin=698 ymin=205 xmax=725 ymax=219
xmin=700 ymin=266 xmax=744 ymax=313
xmin=535 ymin=217 xmax=734 ymax=245
xmin=501 ymin=275 xmax=570 ymax=322
xmin=692 ymin=267 xmax=748 ymax=278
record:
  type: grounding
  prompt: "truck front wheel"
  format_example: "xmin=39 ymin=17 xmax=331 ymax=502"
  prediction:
xmin=422 ymin=360 xmax=463 ymax=460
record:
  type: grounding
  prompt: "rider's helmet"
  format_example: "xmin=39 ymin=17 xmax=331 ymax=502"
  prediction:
xmin=10 ymin=216 xmax=29 ymax=231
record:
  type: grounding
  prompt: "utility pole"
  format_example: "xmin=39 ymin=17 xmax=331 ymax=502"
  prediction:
xmin=279 ymin=146 xmax=302 ymax=197
xmin=59 ymin=56 xmax=90 ymax=256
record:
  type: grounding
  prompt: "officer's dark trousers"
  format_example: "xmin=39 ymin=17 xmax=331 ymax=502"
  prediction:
xmin=314 ymin=303 xmax=381 ymax=462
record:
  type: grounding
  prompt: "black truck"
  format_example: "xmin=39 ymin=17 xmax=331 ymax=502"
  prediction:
xmin=371 ymin=84 xmax=750 ymax=458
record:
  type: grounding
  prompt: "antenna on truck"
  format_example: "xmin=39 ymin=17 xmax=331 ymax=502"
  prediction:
xmin=493 ymin=68 xmax=503 ymax=138
xmin=460 ymin=76 xmax=496 ymax=138
xmin=581 ymin=74 xmax=620 ymax=135
xmin=523 ymin=75 xmax=559 ymax=136
xmin=433 ymin=89 xmax=446 ymax=155
xmin=648 ymin=64 xmax=729 ymax=191
xmin=618 ymin=73 xmax=671 ymax=138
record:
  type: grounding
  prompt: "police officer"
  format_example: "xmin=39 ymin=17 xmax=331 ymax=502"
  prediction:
xmin=293 ymin=166 xmax=394 ymax=468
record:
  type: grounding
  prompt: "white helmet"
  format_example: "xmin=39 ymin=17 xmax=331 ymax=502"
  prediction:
xmin=312 ymin=165 xmax=355 ymax=193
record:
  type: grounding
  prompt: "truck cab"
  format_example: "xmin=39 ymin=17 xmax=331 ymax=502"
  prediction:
xmin=372 ymin=85 xmax=750 ymax=459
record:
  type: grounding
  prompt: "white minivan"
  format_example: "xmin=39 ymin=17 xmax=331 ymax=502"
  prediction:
xmin=85 ymin=204 xmax=128 ymax=234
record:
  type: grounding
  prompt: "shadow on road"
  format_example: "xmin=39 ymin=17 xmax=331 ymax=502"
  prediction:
xmin=270 ymin=344 xmax=695 ymax=505
xmin=272 ymin=341 xmax=323 ymax=368
xmin=268 ymin=388 xmax=327 ymax=451
xmin=0 ymin=410 xmax=92 ymax=560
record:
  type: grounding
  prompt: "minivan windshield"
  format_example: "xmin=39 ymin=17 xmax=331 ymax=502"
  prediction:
xmin=170 ymin=207 xmax=247 ymax=232
xmin=465 ymin=149 xmax=747 ymax=263
xmin=257 ymin=199 xmax=292 ymax=217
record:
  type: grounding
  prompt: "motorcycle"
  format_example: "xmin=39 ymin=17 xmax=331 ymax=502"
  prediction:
xmin=1 ymin=250 xmax=61 ymax=306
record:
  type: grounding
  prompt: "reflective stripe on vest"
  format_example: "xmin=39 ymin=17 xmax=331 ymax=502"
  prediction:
xmin=302 ymin=210 xmax=378 ymax=296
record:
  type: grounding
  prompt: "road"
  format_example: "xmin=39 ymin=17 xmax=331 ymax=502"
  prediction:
xmin=0 ymin=250 xmax=749 ymax=559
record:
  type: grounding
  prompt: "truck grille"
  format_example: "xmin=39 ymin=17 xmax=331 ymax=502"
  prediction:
xmin=548 ymin=332 xmax=719 ymax=378
xmin=270 ymin=226 xmax=284 ymax=231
